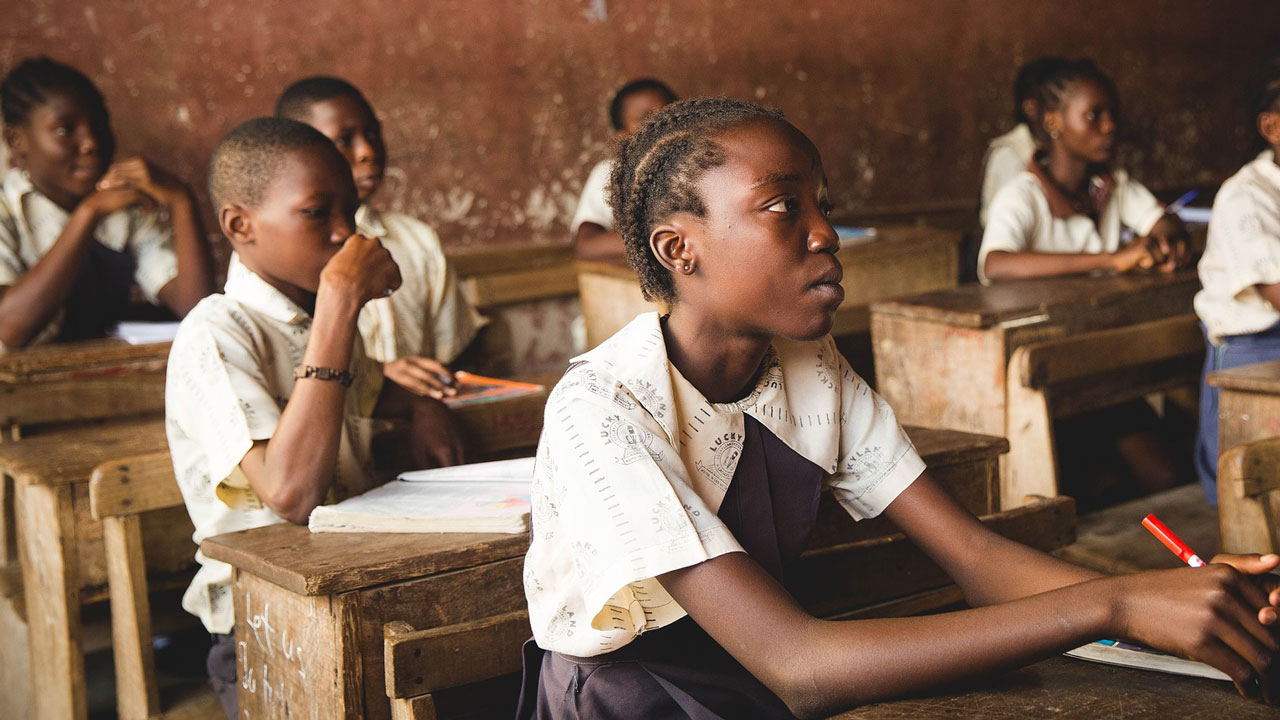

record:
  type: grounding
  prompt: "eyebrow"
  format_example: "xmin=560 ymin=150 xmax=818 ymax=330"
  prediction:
xmin=751 ymin=171 xmax=805 ymax=189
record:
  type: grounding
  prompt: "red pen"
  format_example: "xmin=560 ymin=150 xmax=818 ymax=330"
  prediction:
xmin=1142 ymin=513 xmax=1206 ymax=567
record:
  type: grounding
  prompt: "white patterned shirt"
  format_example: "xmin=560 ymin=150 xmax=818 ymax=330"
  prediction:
xmin=165 ymin=266 xmax=384 ymax=633
xmin=1195 ymin=151 xmax=1280 ymax=344
xmin=0 ymin=167 xmax=178 ymax=349
xmin=524 ymin=313 xmax=925 ymax=656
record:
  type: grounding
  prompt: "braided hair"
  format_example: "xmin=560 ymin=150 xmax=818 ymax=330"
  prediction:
xmin=609 ymin=97 xmax=782 ymax=302
xmin=1249 ymin=55 xmax=1280 ymax=156
xmin=1032 ymin=59 xmax=1119 ymax=142
xmin=1 ymin=57 xmax=114 ymax=160
xmin=1012 ymin=56 xmax=1068 ymax=126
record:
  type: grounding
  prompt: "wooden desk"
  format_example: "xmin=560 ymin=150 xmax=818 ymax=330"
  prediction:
xmin=1209 ymin=360 xmax=1280 ymax=553
xmin=576 ymin=227 xmax=962 ymax=369
xmin=0 ymin=418 xmax=192 ymax=720
xmin=0 ymin=339 xmax=170 ymax=439
xmin=829 ymin=655 xmax=1273 ymax=719
xmin=202 ymin=426 xmax=1074 ymax=719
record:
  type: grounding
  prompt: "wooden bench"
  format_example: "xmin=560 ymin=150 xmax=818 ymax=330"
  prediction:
xmin=1218 ymin=437 xmax=1280 ymax=555
xmin=1002 ymin=314 xmax=1204 ymax=509
xmin=89 ymin=451 xmax=194 ymax=720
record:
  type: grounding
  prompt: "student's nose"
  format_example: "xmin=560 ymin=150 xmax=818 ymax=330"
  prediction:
xmin=332 ymin=214 xmax=356 ymax=242
xmin=807 ymin=219 xmax=839 ymax=254
xmin=352 ymin=135 xmax=374 ymax=164
xmin=76 ymin=126 xmax=99 ymax=155
xmin=1099 ymin=112 xmax=1117 ymax=135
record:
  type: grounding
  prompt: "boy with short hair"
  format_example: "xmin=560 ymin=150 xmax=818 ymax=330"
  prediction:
xmin=166 ymin=117 xmax=463 ymax=718
xmin=274 ymin=76 xmax=486 ymax=399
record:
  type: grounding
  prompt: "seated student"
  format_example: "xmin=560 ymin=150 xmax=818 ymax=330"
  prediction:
xmin=570 ymin=77 xmax=676 ymax=261
xmin=269 ymin=76 xmax=486 ymax=399
xmin=0 ymin=57 xmax=213 ymax=351
xmin=166 ymin=118 xmax=465 ymax=719
xmin=1194 ymin=57 xmax=1280 ymax=504
xmin=979 ymin=59 xmax=1191 ymax=284
xmin=518 ymin=98 xmax=1280 ymax=719
xmin=979 ymin=56 xmax=1067 ymax=226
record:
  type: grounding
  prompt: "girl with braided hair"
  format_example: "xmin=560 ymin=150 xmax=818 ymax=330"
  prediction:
xmin=519 ymin=97 xmax=1280 ymax=718
xmin=1194 ymin=56 xmax=1280 ymax=503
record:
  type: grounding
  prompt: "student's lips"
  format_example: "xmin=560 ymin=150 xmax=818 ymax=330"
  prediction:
xmin=356 ymin=173 xmax=383 ymax=189
xmin=809 ymin=267 xmax=845 ymax=303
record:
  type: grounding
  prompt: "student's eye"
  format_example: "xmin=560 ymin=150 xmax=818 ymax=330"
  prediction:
xmin=820 ymin=203 xmax=834 ymax=217
xmin=365 ymin=127 xmax=381 ymax=142
xmin=302 ymin=206 xmax=329 ymax=219
xmin=766 ymin=198 xmax=796 ymax=214
xmin=53 ymin=125 xmax=72 ymax=137
xmin=1084 ymin=111 xmax=1097 ymax=122
xmin=335 ymin=134 xmax=353 ymax=148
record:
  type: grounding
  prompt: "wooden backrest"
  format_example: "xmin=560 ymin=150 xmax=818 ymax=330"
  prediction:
xmin=89 ymin=451 xmax=183 ymax=520
xmin=1218 ymin=437 xmax=1280 ymax=554
xmin=384 ymin=610 xmax=530 ymax=702
xmin=1011 ymin=314 xmax=1202 ymax=401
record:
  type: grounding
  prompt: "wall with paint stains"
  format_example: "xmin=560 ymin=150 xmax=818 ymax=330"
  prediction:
xmin=3 ymin=0 xmax=1278 ymax=253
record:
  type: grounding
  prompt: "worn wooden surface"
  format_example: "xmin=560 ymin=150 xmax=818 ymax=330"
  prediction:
xmin=576 ymin=226 xmax=961 ymax=351
xmin=452 ymin=385 xmax=549 ymax=457
xmin=828 ymin=655 xmax=1275 ymax=719
xmin=0 ymin=418 xmax=169 ymax=487
xmin=384 ymin=611 xmax=530 ymax=699
xmin=873 ymin=270 xmax=1200 ymax=440
xmin=1001 ymin=315 xmax=1204 ymax=509
xmin=447 ymin=244 xmax=577 ymax=310
xmin=89 ymin=451 xmax=183 ymax=519
xmin=1211 ymin=361 xmax=1280 ymax=555
xmin=1218 ymin=438 xmax=1280 ymax=555
xmin=0 ymin=339 xmax=168 ymax=383
xmin=1055 ymin=483 xmax=1218 ymax=575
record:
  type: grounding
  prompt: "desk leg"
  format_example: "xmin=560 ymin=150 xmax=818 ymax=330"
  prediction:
xmin=17 ymin=483 xmax=86 ymax=720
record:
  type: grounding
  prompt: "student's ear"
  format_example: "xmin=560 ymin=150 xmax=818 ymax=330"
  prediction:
xmin=650 ymin=216 xmax=698 ymax=276
xmin=3 ymin=124 xmax=27 ymax=161
xmin=219 ymin=204 xmax=254 ymax=247
xmin=1042 ymin=110 xmax=1063 ymax=140
xmin=1259 ymin=112 xmax=1280 ymax=148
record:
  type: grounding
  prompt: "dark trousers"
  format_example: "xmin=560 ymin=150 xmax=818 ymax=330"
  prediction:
xmin=208 ymin=632 xmax=238 ymax=720
xmin=1195 ymin=322 xmax=1280 ymax=505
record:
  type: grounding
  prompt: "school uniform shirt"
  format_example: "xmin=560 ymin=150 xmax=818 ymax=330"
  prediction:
xmin=226 ymin=204 xmax=484 ymax=364
xmin=164 ymin=265 xmax=384 ymax=634
xmin=570 ymin=159 xmax=613 ymax=236
xmin=523 ymin=312 xmax=925 ymax=658
xmin=1195 ymin=150 xmax=1280 ymax=344
xmin=979 ymin=123 xmax=1036 ymax=226
xmin=0 ymin=167 xmax=178 ymax=351
xmin=978 ymin=162 xmax=1166 ymax=285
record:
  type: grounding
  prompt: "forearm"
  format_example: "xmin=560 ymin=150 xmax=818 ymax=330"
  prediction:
xmin=573 ymin=224 xmax=627 ymax=261
xmin=258 ymin=288 xmax=362 ymax=522
xmin=158 ymin=190 xmax=214 ymax=315
xmin=0 ymin=204 xmax=100 ymax=347
xmin=948 ymin=529 xmax=1101 ymax=606
xmin=983 ymin=250 xmax=1115 ymax=281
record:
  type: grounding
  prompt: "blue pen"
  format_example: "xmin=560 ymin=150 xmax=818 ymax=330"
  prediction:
xmin=1164 ymin=189 xmax=1199 ymax=216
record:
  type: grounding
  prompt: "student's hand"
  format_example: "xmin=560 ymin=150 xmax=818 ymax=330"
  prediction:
xmin=408 ymin=395 xmax=466 ymax=468
xmin=97 ymin=157 xmax=191 ymax=208
xmin=1109 ymin=564 xmax=1279 ymax=698
xmin=319 ymin=234 xmax=402 ymax=307
xmin=1108 ymin=237 xmax=1157 ymax=273
xmin=384 ymin=355 xmax=458 ymax=400
xmin=82 ymin=186 xmax=154 ymax=218
xmin=1144 ymin=216 xmax=1193 ymax=273
xmin=1210 ymin=553 xmax=1280 ymax=625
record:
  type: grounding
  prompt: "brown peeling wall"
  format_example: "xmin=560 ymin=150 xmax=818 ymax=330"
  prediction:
xmin=2 ymin=0 xmax=1277 ymax=251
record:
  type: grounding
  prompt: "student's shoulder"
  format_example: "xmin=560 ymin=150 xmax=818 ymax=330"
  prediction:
xmin=547 ymin=314 xmax=660 ymax=408
xmin=170 ymin=293 xmax=267 ymax=359
xmin=989 ymin=171 xmax=1045 ymax=212
xmin=1217 ymin=154 xmax=1280 ymax=208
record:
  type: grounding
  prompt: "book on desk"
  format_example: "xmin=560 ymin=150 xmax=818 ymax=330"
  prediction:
xmin=1065 ymin=639 xmax=1230 ymax=681
xmin=308 ymin=456 xmax=534 ymax=534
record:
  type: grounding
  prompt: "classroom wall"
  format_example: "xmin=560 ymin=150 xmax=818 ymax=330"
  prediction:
xmin=4 ymin=0 xmax=1278 ymax=254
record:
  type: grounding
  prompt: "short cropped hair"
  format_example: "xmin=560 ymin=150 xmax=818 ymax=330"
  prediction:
xmin=275 ymin=76 xmax=366 ymax=121
xmin=610 ymin=97 xmax=783 ymax=302
xmin=207 ymin=117 xmax=333 ymax=209
xmin=609 ymin=78 xmax=678 ymax=131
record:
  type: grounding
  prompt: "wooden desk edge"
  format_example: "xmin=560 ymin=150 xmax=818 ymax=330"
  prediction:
xmin=1208 ymin=361 xmax=1280 ymax=392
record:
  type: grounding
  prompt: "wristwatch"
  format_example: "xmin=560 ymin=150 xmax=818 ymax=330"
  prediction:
xmin=292 ymin=364 xmax=354 ymax=387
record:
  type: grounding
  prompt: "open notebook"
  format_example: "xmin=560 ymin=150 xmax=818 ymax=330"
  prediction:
xmin=308 ymin=456 xmax=534 ymax=534
xmin=1065 ymin=639 xmax=1230 ymax=681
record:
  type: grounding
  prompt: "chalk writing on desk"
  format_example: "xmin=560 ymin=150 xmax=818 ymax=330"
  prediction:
xmin=240 ymin=590 xmax=322 ymax=718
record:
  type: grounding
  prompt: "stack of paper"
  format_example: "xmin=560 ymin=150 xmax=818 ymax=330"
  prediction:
xmin=1065 ymin=639 xmax=1230 ymax=680
xmin=308 ymin=457 xmax=534 ymax=534
xmin=110 ymin=321 xmax=182 ymax=345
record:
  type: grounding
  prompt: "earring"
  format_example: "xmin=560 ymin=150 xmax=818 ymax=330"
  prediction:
xmin=683 ymin=263 xmax=692 ymax=272
xmin=1050 ymin=130 xmax=1061 ymax=139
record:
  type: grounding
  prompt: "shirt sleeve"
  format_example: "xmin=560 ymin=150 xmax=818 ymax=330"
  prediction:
xmin=1208 ymin=184 xmax=1280 ymax=299
xmin=0 ymin=199 xmax=26 ymax=287
xmin=166 ymin=315 xmax=282 ymax=510
xmin=1116 ymin=175 xmax=1166 ymax=237
xmin=415 ymin=221 xmax=485 ymax=363
xmin=128 ymin=208 xmax=179 ymax=303
xmin=570 ymin=160 xmax=615 ymax=235
xmin=978 ymin=178 xmax=1040 ymax=284
xmin=536 ymin=374 xmax=743 ymax=637
xmin=826 ymin=355 xmax=925 ymax=520
xmin=980 ymin=145 xmax=1027 ymax=226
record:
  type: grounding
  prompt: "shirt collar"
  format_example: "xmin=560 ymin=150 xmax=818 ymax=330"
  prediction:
xmin=356 ymin=204 xmax=388 ymax=238
xmin=222 ymin=264 xmax=310 ymax=325
xmin=1253 ymin=149 xmax=1280 ymax=188
xmin=1028 ymin=150 xmax=1115 ymax=221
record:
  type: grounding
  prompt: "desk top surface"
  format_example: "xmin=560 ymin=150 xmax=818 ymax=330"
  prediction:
xmin=831 ymin=656 xmax=1273 ymax=718
xmin=1209 ymin=360 xmax=1280 ymax=393
xmin=202 ymin=425 xmax=1003 ymax=596
xmin=0 ymin=338 xmax=170 ymax=383
xmin=871 ymin=271 xmax=1200 ymax=329
xmin=0 ymin=416 xmax=167 ymax=486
